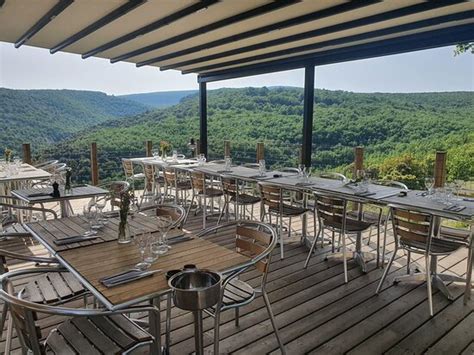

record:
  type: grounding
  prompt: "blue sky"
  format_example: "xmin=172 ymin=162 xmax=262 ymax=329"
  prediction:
xmin=0 ymin=42 xmax=472 ymax=95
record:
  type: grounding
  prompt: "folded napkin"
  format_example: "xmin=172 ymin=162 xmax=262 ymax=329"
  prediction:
xmin=443 ymin=205 xmax=466 ymax=212
xmin=54 ymin=235 xmax=98 ymax=245
xmin=295 ymin=182 xmax=315 ymax=187
xmin=100 ymin=269 xmax=157 ymax=287
xmin=216 ymin=170 xmax=233 ymax=174
xmin=27 ymin=192 xmax=52 ymax=197
xmin=354 ymin=191 xmax=376 ymax=197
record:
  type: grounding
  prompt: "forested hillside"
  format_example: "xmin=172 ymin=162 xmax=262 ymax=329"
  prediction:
xmin=0 ymin=88 xmax=148 ymax=152
xmin=119 ymin=90 xmax=197 ymax=108
xmin=42 ymin=87 xmax=473 ymax=187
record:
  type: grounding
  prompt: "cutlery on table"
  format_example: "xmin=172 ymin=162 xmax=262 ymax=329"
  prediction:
xmin=101 ymin=269 xmax=161 ymax=287
xmin=54 ymin=235 xmax=98 ymax=245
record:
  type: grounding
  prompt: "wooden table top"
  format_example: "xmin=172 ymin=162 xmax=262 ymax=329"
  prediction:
xmin=12 ymin=184 xmax=107 ymax=203
xmin=58 ymin=236 xmax=249 ymax=309
xmin=0 ymin=163 xmax=50 ymax=182
xmin=25 ymin=213 xmax=160 ymax=252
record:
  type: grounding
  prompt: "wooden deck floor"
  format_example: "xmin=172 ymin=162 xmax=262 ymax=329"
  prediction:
xmin=1 ymin=197 xmax=473 ymax=354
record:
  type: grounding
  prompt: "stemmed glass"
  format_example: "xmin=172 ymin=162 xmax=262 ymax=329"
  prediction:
xmin=224 ymin=156 xmax=232 ymax=172
xmin=259 ymin=159 xmax=266 ymax=177
xmin=424 ymin=177 xmax=435 ymax=196
xmin=297 ymin=164 xmax=305 ymax=178
xmin=153 ymin=216 xmax=173 ymax=256
xmin=82 ymin=205 xmax=98 ymax=237
xmin=152 ymin=149 xmax=160 ymax=159
xmin=303 ymin=166 xmax=311 ymax=183
xmin=133 ymin=232 xmax=152 ymax=270
xmin=95 ymin=197 xmax=108 ymax=225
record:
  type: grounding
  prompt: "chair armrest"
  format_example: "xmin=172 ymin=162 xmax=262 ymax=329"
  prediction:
xmin=0 ymin=249 xmax=58 ymax=264
xmin=0 ymin=202 xmax=57 ymax=219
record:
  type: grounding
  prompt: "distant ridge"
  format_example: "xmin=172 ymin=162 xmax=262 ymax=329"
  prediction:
xmin=120 ymin=90 xmax=198 ymax=108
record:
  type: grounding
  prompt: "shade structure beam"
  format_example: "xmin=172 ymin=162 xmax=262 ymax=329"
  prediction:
xmin=81 ymin=0 xmax=219 ymax=59
xmin=140 ymin=0 xmax=378 ymax=68
xmin=50 ymin=0 xmax=146 ymax=54
xmin=180 ymin=9 xmax=474 ymax=74
xmin=14 ymin=0 xmax=73 ymax=48
xmin=199 ymin=82 xmax=208 ymax=158
xmin=197 ymin=23 xmax=474 ymax=83
xmin=302 ymin=65 xmax=314 ymax=168
xmin=110 ymin=0 xmax=299 ymax=65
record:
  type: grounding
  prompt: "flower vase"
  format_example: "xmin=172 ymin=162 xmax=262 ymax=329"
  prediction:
xmin=118 ymin=217 xmax=131 ymax=244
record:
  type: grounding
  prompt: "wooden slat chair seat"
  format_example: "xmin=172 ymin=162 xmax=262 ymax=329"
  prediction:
xmin=44 ymin=314 xmax=153 ymax=355
xmin=269 ymin=203 xmax=310 ymax=217
xmin=221 ymin=278 xmax=255 ymax=307
xmin=196 ymin=221 xmax=285 ymax=354
xmin=439 ymin=225 xmax=471 ymax=243
xmin=198 ymin=187 xmax=223 ymax=197
xmin=22 ymin=272 xmax=86 ymax=304
xmin=218 ymin=176 xmax=261 ymax=224
xmin=375 ymin=206 xmax=467 ymax=316
xmin=305 ymin=194 xmax=374 ymax=283
xmin=0 ymin=268 xmax=156 ymax=355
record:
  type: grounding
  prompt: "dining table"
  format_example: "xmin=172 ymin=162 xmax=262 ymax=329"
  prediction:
xmin=24 ymin=213 xmax=250 ymax=355
xmin=0 ymin=163 xmax=51 ymax=196
xmin=12 ymin=184 xmax=108 ymax=217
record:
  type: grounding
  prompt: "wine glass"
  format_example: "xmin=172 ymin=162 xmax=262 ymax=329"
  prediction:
xmin=224 ymin=156 xmax=232 ymax=172
xmin=153 ymin=216 xmax=173 ymax=255
xmin=95 ymin=197 xmax=108 ymax=224
xmin=152 ymin=149 xmax=160 ymax=159
xmin=133 ymin=232 xmax=152 ymax=270
xmin=424 ymin=176 xmax=434 ymax=196
xmin=82 ymin=205 xmax=98 ymax=237
xmin=259 ymin=159 xmax=266 ymax=176
xmin=303 ymin=166 xmax=311 ymax=183
xmin=297 ymin=164 xmax=305 ymax=177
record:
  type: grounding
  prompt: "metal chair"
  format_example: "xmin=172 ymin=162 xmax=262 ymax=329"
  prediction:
xmin=106 ymin=181 xmax=131 ymax=211
xmin=122 ymin=158 xmax=145 ymax=193
xmin=259 ymin=182 xmax=316 ymax=259
xmin=218 ymin=175 xmax=260 ymax=224
xmin=0 ymin=247 xmax=88 ymax=353
xmin=139 ymin=203 xmax=186 ymax=229
xmin=305 ymin=194 xmax=373 ymax=283
xmin=163 ymin=167 xmax=192 ymax=205
xmin=375 ymin=206 xmax=467 ymax=316
xmin=0 ymin=267 xmax=157 ymax=354
xmin=347 ymin=180 xmax=408 ymax=267
xmin=141 ymin=162 xmax=163 ymax=205
xmin=186 ymin=171 xmax=223 ymax=228
xmin=197 ymin=220 xmax=286 ymax=354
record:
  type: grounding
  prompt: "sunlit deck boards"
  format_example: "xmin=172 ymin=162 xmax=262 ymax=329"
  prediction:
xmin=1 ymin=202 xmax=472 ymax=354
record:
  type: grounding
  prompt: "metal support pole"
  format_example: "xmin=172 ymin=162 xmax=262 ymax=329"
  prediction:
xmin=302 ymin=65 xmax=315 ymax=167
xmin=199 ymin=81 xmax=208 ymax=158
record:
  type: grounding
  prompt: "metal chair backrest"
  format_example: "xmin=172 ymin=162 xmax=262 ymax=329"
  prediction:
xmin=259 ymin=183 xmax=283 ymax=210
xmin=190 ymin=171 xmax=206 ymax=192
xmin=221 ymin=176 xmax=238 ymax=196
xmin=319 ymin=172 xmax=347 ymax=181
xmin=196 ymin=221 xmax=277 ymax=284
xmin=390 ymin=206 xmax=434 ymax=252
xmin=122 ymin=159 xmax=134 ymax=179
xmin=314 ymin=194 xmax=347 ymax=229
xmin=143 ymin=163 xmax=155 ymax=191
xmin=156 ymin=205 xmax=186 ymax=228
xmin=376 ymin=180 xmax=409 ymax=190
xmin=235 ymin=225 xmax=272 ymax=275
xmin=164 ymin=168 xmax=177 ymax=186
xmin=108 ymin=181 xmax=130 ymax=208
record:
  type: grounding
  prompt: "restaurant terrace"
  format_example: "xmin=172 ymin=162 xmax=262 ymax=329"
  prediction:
xmin=0 ymin=0 xmax=473 ymax=354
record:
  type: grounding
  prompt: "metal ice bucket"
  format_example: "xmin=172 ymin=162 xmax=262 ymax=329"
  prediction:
xmin=169 ymin=269 xmax=221 ymax=310
xmin=169 ymin=269 xmax=222 ymax=355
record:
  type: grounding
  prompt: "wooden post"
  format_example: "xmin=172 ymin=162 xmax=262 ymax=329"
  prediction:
xmin=22 ymin=143 xmax=32 ymax=164
xmin=146 ymin=140 xmax=153 ymax=157
xmin=353 ymin=146 xmax=364 ymax=178
xmin=196 ymin=139 xmax=201 ymax=155
xmin=434 ymin=151 xmax=447 ymax=188
xmin=256 ymin=142 xmax=264 ymax=162
xmin=224 ymin=140 xmax=231 ymax=157
xmin=90 ymin=142 xmax=99 ymax=186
